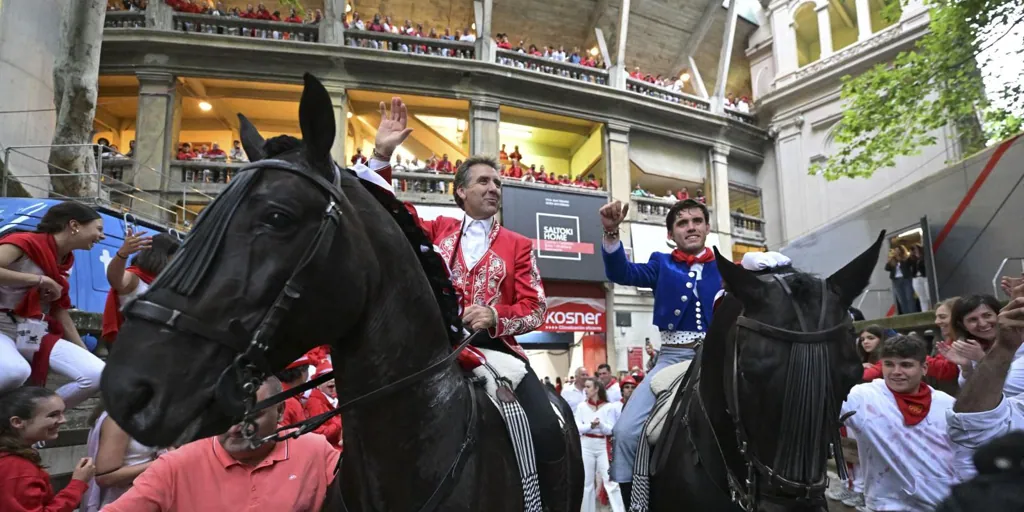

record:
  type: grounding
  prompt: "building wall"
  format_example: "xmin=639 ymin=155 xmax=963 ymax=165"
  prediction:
xmin=0 ymin=0 xmax=63 ymax=196
xmin=780 ymin=136 xmax=1024 ymax=317
xmin=628 ymin=130 xmax=707 ymax=184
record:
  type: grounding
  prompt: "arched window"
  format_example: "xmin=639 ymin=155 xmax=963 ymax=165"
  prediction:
xmin=829 ymin=0 xmax=859 ymax=51
xmin=793 ymin=3 xmax=821 ymax=67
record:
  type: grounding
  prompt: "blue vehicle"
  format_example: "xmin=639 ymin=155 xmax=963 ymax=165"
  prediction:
xmin=0 ymin=198 xmax=176 ymax=315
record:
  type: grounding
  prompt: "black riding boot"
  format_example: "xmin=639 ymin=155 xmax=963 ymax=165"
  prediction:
xmin=620 ymin=481 xmax=633 ymax=509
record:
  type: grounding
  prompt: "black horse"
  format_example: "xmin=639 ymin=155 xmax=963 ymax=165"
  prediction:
xmin=646 ymin=234 xmax=883 ymax=512
xmin=100 ymin=73 xmax=583 ymax=511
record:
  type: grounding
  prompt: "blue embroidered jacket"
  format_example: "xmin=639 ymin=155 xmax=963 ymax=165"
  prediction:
xmin=602 ymin=243 xmax=723 ymax=334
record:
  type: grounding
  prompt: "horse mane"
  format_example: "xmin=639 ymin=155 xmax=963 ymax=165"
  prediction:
xmin=350 ymin=170 xmax=464 ymax=345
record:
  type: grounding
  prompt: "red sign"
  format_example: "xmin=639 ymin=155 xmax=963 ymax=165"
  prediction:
xmin=539 ymin=297 xmax=606 ymax=333
xmin=627 ymin=347 xmax=644 ymax=371
xmin=531 ymin=239 xmax=595 ymax=254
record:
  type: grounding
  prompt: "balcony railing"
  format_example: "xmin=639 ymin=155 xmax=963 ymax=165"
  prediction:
xmin=496 ymin=50 xmax=609 ymax=86
xmin=345 ymin=30 xmax=475 ymax=59
xmin=724 ymin=108 xmax=755 ymax=126
xmin=392 ymin=170 xmax=456 ymax=204
xmin=173 ymin=159 xmax=244 ymax=186
xmin=172 ymin=13 xmax=319 ymax=42
xmin=626 ymin=78 xmax=710 ymax=112
xmin=105 ymin=10 xmax=146 ymax=28
xmin=730 ymin=211 xmax=766 ymax=243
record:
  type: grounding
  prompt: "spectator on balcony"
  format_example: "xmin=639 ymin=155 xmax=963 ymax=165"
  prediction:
xmin=239 ymin=4 xmax=256 ymax=18
xmin=631 ymin=183 xmax=649 ymax=197
xmin=206 ymin=143 xmax=227 ymax=160
xmin=675 ymin=188 xmax=689 ymax=200
xmin=126 ymin=140 xmax=135 ymax=159
xmin=454 ymin=159 xmax=463 ymax=170
xmin=437 ymin=154 xmax=454 ymax=174
xmin=510 ymin=145 xmax=522 ymax=162
xmin=695 ymin=188 xmax=705 ymax=204
xmin=401 ymin=20 xmax=414 ymax=35
xmin=736 ymin=96 xmax=751 ymax=114
xmin=284 ymin=8 xmax=302 ymax=23
xmin=255 ymin=3 xmax=272 ymax=20
xmin=629 ymin=66 xmax=643 ymax=79
xmin=351 ymin=148 xmax=369 ymax=166
xmin=383 ymin=16 xmax=394 ymax=33
xmin=506 ymin=160 xmax=524 ymax=179
xmin=552 ymin=46 xmax=567 ymax=62
xmin=441 ymin=28 xmax=454 ymax=41
xmin=229 ymin=140 xmax=246 ymax=163
xmin=499 ymin=144 xmax=509 ymax=162
xmin=497 ymin=34 xmax=512 ymax=50
xmin=460 ymin=27 xmax=475 ymax=42
xmin=351 ymin=12 xmax=365 ymax=30
xmin=368 ymin=14 xmax=385 ymax=32
xmin=569 ymin=47 xmax=582 ymax=65
xmin=209 ymin=2 xmax=225 ymax=15
xmin=176 ymin=143 xmax=196 ymax=160
xmin=544 ymin=172 xmax=559 ymax=185
xmin=528 ymin=44 xmax=542 ymax=57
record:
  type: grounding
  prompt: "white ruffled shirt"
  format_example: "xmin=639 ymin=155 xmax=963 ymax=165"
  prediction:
xmin=574 ymin=400 xmax=617 ymax=436
xmin=461 ymin=217 xmax=493 ymax=270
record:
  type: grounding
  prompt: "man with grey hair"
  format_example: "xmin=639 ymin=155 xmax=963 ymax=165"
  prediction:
xmin=561 ymin=367 xmax=590 ymax=413
xmin=349 ymin=97 xmax=567 ymax=507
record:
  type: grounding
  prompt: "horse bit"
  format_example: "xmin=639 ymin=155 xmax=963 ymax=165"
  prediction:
xmin=723 ymin=274 xmax=852 ymax=511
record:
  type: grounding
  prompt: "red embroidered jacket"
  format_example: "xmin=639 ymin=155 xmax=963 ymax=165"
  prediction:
xmin=372 ymin=164 xmax=546 ymax=362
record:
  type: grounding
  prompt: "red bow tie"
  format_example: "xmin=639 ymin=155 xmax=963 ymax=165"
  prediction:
xmin=671 ymin=248 xmax=714 ymax=266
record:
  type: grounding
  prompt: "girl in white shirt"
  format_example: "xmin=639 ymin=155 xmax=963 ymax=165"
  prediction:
xmin=575 ymin=378 xmax=626 ymax=512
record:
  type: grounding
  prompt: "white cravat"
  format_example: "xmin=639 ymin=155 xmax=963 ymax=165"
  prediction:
xmin=461 ymin=216 xmax=493 ymax=270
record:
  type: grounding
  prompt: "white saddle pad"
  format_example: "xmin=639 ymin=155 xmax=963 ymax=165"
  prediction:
xmin=645 ymin=360 xmax=692 ymax=445
xmin=469 ymin=348 xmax=565 ymax=428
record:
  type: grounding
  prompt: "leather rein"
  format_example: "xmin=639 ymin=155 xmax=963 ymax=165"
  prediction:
xmin=122 ymin=157 xmax=481 ymax=511
xmin=720 ymin=274 xmax=851 ymax=511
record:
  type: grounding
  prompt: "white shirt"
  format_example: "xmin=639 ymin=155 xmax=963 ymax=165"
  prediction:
xmin=574 ymin=401 xmax=617 ymax=436
xmin=841 ymin=380 xmax=958 ymax=511
xmin=561 ymin=385 xmax=586 ymax=414
xmin=957 ymin=344 xmax=1024 ymax=398
xmin=460 ymin=216 xmax=493 ymax=270
xmin=118 ymin=279 xmax=150 ymax=309
xmin=946 ymin=394 xmax=1024 ymax=477
xmin=605 ymin=381 xmax=622 ymax=403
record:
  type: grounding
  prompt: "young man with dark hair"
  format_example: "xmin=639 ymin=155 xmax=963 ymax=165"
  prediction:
xmin=598 ymin=197 xmax=723 ymax=493
xmin=841 ymin=334 xmax=958 ymax=511
xmin=596 ymin=363 xmax=621 ymax=402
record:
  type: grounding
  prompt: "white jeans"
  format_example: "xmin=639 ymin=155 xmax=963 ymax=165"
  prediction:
xmin=0 ymin=325 xmax=105 ymax=409
xmin=581 ymin=435 xmax=625 ymax=512
xmin=911 ymin=276 xmax=931 ymax=311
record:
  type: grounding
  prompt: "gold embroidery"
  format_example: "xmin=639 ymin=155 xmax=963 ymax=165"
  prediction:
xmin=496 ymin=248 xmax=546 ymax=337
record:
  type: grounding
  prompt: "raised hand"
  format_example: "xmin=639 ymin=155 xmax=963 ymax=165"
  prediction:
xmin=1001 ymin=274 xmax=1024 ymax=300
xmin=952 ymin=339 xmax=987 ymax=362
xmin=936 ymin=340 xmax=970 ymax=367
xmin=118 ymin=228 xmax=152 ymax=257
xmin=374 ymin=97 xmax=414 ymax=159
xmin=599 ymin=200 xmax=629 ymax=232
xmin=996 ymin=297 xmax=1024 ymax=352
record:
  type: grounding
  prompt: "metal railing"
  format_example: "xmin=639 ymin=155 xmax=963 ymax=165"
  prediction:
xmin=992 ymin=257 xmax=1024 ymax=298
xmin=496 ymin=50 xmax=609 ymax=86
xmin=730 ymin=211 xmax=766 ymax=242
xmin=630 ymin=195 xmax=710 ymax=225
xmin=345 ymin=30 xmax=475 ymax=59
xmin=1 ymin=144 xmax=216 ymax=233
xmin=626 ymin=78 xmax=710 ymax=112
xmin=105 ymin=10 xmax=146 ymax=28
xmin=172 ymin=12 xmax=319 ymax=42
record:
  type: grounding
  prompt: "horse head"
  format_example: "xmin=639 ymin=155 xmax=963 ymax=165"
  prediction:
xmin=709 ymin=232 xmax=884 ymax=509
xmin=100 ymin=73 xmax=418 ymax=447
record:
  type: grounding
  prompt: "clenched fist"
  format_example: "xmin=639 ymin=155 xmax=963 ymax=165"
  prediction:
xmin=599 ymin=200 xmax=629 ymax=233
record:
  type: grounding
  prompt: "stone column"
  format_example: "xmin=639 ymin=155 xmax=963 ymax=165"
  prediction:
xmin=145 ymin=0 xmax=173 ymax=30
xmin=773 ymin=9 xmax=799 ymax=76
xmin=128 ymin=71 xmax=177 ymax=222
xmin=473 ymin=0 xmax=495 ymax=62
xmin=320 ymin=0 xmax=345 ymax=45
xmin=608 ymin=0 xmax=631 ymax=89
xmin=469 ymin=99 xmax=500 ymax=157
xmin=855 ymin=0 xmax=872 ymax=40
xmin=605 ymin=123 xmax=632 ymax=365
xmin=709 ymin=144 xmax=733 ymax=261
xmin=327 ymin=88 xmax=348 ymax=165
xmin=711 ymin=0 xmax=740 ymax=113
xmin=816 ymin=5 xmax=833 ymax=58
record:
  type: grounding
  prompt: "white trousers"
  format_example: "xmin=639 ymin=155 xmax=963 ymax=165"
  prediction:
xmin=581 ymin=436 xmax=625 ymax=512
xmin=0 ymin=329 xmax=105 ymax=409
xmin=912 ymin=276 xmax=932 ymax=311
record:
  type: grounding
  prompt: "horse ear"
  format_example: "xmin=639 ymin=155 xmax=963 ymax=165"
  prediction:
xmin=713 ymin=246 xmax=765 ymax=304
xmin=237 ymin=114 xmax=266 ymax=162
xmin=298 ymin=73 xmax=335 ymax=171
xmin=827 ymin=230 xmax=887 ymax=307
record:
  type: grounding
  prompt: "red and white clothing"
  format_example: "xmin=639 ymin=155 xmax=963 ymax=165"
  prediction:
xmin=280 ymin=383 xmax=307 ymax=429
xmin=102 ymin=266 xmax=156 ymax=343
xmin=841 ymin=380 xmax=957 ymax=511
xmin=604 ymin=379 xmax=622 ymax=403
xmin=0 ymin=233 xmax=104 ymax=408
xmin=0 ymin=453 xmax=87 ymax=512
xmin=354 ymin=159 xmax=546 ymax=368
xmin=574 ymin=401 xmax=625 ymax=512
xmin=560 ymin=385 xmax=587 ymax=414
xmin=304 ymin=388 xmax=342 ymax=451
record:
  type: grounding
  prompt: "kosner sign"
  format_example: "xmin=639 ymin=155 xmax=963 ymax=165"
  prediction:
xmin=539 ymin=297 xmax=606 ymax=333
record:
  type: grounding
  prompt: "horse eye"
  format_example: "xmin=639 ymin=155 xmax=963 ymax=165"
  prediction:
xmin=261 ymin=211 xmax=292 ymax=229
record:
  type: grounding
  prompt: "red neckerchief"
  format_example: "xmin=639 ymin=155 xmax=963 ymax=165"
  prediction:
xmin=671 ymin=247 xmax=714 ymax=266
xmin=587 ymin=398 xmax=606 ymax=407
xmin=605 ymin=378 xmax=618 ymax=390
xmin=0 ymin=232 xmax=73 ymax=318
xmin=101 ymin=266 xmax=158 ymax=342
xmin=887 ymin=382 xmax=932 ymax=426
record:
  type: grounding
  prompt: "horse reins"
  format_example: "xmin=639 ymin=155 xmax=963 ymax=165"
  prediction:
xmin=721 ymin=274 xmax=852 ymax=511
xmin=123 ymin=155 xmax=484 ymax=511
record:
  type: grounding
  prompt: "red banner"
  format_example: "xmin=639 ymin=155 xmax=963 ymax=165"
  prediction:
xmin=627 ymin=347 xmax=644 ymax=371
xmin=539 ymin=297 xmax=606 ymax=333
xmin=531 ymin=239 xmax=595 ymax=254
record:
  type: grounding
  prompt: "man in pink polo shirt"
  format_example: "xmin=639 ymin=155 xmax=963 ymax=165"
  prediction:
xmin=103 ymin=377 xmax=340 ymax=511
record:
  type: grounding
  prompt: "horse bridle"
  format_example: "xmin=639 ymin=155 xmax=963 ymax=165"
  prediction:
xmin=722 ymin=274 xmax=852 ymax=511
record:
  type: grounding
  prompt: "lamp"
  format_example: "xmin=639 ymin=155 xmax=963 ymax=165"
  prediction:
xmin=198 ymin=101 xmax=212 ymax=112
xmin=346 ymin=111 xmax=353 ymax=119
xmin=680 ymin=72 xmax=690 ymax=82
xmin=589 ymin=47 xmax=599 ymax=56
